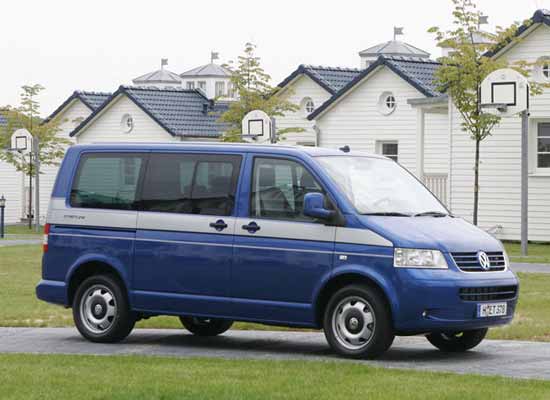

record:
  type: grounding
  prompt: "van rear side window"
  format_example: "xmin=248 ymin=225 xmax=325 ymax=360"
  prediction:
xmin=140 ymin=153 xmax=241 ymax=216
xmin=70 ymin=153 xmax=146 ymax=210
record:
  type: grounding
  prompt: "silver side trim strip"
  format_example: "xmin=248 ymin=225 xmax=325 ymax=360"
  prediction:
xmin=235 ymin=244 xmax=333 ymax=255
xmin=135 ymin=238 xmax=233 ymax=248
xmin=336 ymin=227 xmax=393 ymax=247
xmin=48 ymin=232 xmax=393 ymax=258
xmin=50 ymin=233 xmax=133 ymax=241
xmin=235 ymin=218 xmax=336 ymax=242
xmin=339 ymin=252 xmax=393 ymax=259
xmin=138 ymin=213 xmax=236 ymax=235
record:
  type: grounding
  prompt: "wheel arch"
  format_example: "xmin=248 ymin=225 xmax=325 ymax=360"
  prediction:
xmin=66 ymin=254 xmax=130 ymax=306
xmin=314 ymin=268 xmax=397 ymax=328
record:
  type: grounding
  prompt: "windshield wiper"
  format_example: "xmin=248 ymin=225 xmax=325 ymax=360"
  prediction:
xmin=413 ymin=211 xmax=449 ymax=217
xmin=362 ymin=212 xmax=411 ymax=217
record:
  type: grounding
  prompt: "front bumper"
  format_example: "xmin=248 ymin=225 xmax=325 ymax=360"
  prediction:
xmin=392 ymin=268 xmax=519 ymax=334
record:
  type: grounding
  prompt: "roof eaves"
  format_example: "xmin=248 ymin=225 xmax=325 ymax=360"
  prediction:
xmin=42 ymin=92 xmax=89 ymax=125
xmin=276 ymin=65 xmax=336 ymax=95
xmin=308 ymin=56 xmax=437 ymax=120
xmin=69 ymin=89 xmax=124 ymax=137
xmin=484 ymin=9 xmax=550 ymax=58
xmin=308 ymin=58 xmax=386 ymax=120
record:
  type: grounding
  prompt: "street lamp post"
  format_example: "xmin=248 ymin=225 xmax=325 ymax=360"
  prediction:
xmin=0 ymin=195 xmax=6 ymax=239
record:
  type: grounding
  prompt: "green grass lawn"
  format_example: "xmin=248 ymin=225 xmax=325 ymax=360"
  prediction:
xmin=1 ymin=245 xmax=549 ymax=340
xmin=1 ymin=354 xmax=549 ymax=400
xmin=1 ymin=224 xmax=43 ymax=239
xmin=504 ymin=241 xmax=550 ymax=264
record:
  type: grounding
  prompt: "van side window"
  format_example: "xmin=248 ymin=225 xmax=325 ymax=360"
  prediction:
xmin=70 ymin=153 xmax=145 ymax=210
xmin=141 ymin=153 xmax=241 ymax=216
xmin=250 ymin=157 xmax=323 ymax=221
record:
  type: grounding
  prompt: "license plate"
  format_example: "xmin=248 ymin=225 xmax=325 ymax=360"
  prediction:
xmin=477 ymin=302 xmax=507 ymax=318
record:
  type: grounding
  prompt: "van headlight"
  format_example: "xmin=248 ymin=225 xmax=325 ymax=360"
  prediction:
xmin=394 ymin=248 xmax=449 ymax=269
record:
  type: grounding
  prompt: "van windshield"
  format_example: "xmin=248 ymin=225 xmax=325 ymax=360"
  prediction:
xmin=316 ymin=156 xmax=448 ymax=216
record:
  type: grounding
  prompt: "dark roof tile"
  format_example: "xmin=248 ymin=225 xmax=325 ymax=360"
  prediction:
xmin=70 ymin=86 xmax=228 ymax=138
xmin=277 ymin=65 xmax=361 ymax=94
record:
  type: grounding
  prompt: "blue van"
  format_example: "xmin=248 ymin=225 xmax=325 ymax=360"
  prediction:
xmin=37 ymin=143 xmax=518 ymax=358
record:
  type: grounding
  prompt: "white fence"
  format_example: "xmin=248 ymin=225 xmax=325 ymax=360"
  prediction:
xmin=423 ymin=173 xmax=448 ymax=206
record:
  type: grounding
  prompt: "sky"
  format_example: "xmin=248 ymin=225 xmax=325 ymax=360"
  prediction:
xmin=0 ymin=0 xmax=547 ymax=116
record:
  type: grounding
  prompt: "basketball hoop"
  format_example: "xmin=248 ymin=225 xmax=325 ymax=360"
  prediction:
xmin=241 ymin=110 xmax=273 ymax=143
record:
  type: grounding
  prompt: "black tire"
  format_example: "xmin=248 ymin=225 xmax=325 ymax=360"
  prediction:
xmin=72 ymin=274 xmax=135 ymax=343
xmin=426 ymin=328 xmax=488 ymax=352
xmin=179 ymin=316 xmax=233 ymax=336
xmin=323 ymin=285 xmax=394 ymax=359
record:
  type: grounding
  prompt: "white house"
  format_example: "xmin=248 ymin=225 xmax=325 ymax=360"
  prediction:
xmin=180 ymin=63 xmax=235 ymax=101
xmin=301 ymin=9 xmax=550 ymax=242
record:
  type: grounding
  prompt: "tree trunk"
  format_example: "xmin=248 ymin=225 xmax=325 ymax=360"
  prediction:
xmin=473 ymin=138 xmax=480 ymax=226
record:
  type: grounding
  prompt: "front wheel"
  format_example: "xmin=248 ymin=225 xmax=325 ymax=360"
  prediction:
xmin=73 ymin=274 xmax=135 ymax=343
xmin=179 ymin=316 xmax=233 ymax=336
xmin=323 ymin=285 xmax=394 ymax=359
xmin=426 ymin=328 xmax=488 ymax=352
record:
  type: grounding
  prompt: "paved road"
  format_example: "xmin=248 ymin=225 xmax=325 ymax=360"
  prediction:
xmin=0 ymin=236 xmax=42 ymax=247
xmin=1 ymin=328 xmax=549 ymax=380
xmin=511 ymin=262 xmax=550 ymax=274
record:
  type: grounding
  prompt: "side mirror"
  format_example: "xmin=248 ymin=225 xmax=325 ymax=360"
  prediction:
xmin=303 ymin=192 xmax=335 ymax=220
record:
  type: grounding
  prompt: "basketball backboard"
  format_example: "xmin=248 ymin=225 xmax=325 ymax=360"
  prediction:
xmin=480 ymin=68 xmax=529 ymax=117
xmin=241 ymin=110 xmax=272 ymax=142
xmin=10 ymin=128 xmax=33 ymax=153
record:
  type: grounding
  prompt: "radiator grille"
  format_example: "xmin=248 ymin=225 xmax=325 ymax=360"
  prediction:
xmin=451 ymin=251 xmax=506 ymax=272
xmin=459 ymin=286 xmax=518 ymax=302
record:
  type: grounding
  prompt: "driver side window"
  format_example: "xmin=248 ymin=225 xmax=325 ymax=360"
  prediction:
xmin=250 ymin=157 xmax=323 ymax=221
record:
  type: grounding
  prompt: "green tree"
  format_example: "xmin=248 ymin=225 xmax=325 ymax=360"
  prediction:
xmin=219 ymin=42 xmax=303 ymax=142
xmin=0 ymin=84 xmax=70 ymax=175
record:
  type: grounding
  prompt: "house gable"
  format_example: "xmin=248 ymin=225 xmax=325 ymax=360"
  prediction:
xmin=309 ymin=56 xmax=441 ymax=120
xmin=75 ymin=94 xmax=176 ymax=144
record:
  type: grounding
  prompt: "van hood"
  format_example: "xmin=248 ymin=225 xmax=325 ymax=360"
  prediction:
xmin=359 ymin=215 xmax=503 ymax=253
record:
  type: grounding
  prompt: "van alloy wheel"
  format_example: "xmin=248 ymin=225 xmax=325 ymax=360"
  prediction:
xmin=80 ymin=284 xmax=117 ymax=334
xmin=73 ymin=274 xmax=135 ymax=343
xmin=323 ymin=285 xmax=394 ymax=359
xmin=332 ymin=296 xmax=376 ymax=350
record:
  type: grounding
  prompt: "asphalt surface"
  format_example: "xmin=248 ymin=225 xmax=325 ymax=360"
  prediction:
xmin=510 ymin=262 xmax=550 ymax=274
xmin=1 ymin=327 xmax=549 ymax=380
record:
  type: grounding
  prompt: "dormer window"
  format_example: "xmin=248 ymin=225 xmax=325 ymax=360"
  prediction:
xmin=186 ymin=82 xmax=195 ymax=90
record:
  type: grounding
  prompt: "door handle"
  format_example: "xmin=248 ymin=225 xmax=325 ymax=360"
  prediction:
xmin=209 ymin=219 xmax=228 ymax=232
xmin=242 ymin=221 xmax=261 ymax=233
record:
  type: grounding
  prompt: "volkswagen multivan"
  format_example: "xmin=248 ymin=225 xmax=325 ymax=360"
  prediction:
xmin=36 ymin=143 xmax=519 ymax=358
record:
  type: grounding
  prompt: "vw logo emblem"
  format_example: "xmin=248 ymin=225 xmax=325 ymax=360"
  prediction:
xmin=477 ymin=251 xmax=491 ymax=270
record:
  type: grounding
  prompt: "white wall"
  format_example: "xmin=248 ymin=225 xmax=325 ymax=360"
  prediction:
xmin=180 ymin=76 xmax=234 ymax=100
xmin=276 ymin=75 xmax=332 ymax=146
xmin=315 ymin=67 xmax=424 ymax=175
xmin=0 ymin=160 xmax=22 ymax=224
xmin=450 ymin=24 xmax=550 ymax=241
xmin=76 ymin=95 xmax=178 ymax=144
xmin=424 ymin=111 xmax=450 ymax=175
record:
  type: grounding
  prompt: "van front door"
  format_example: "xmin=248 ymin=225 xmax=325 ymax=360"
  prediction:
xmin=232 ymin=156 xmax=335 ymax=326
xmin=132 ymin=153 xmax=242 ymax=316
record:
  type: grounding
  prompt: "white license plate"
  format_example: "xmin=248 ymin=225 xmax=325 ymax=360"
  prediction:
xmin=477 ymin=302 xmax=507 ymax=318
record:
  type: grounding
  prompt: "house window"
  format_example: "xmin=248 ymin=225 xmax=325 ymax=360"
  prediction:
xmin=538 ymin=123 xmax=550 ymax=168
xmin=227 ymin=83 xmax=235 ymax=98
xmin=302 ymin=97 xmax=315 ymax=115
xmin=215 ymin=81 xmax=225 ymax=97
xmin=378 ymin=141 xmax=398 ymax=162
xmin=198 ymin=81 xmax=207 ymax=91
xmin=186 ymin=81 xmax=195 ymax=90
xmin=120 ymin=114 xmax=134 ymax=133
xmin=378 ymin=92 xmax=397 ymax=115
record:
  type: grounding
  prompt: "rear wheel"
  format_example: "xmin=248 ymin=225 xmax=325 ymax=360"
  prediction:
xmin=73 ymin=274 xmax=135 ymax=343
xmin=323 ymin=285 xmax=394 ymax=359
xmin=179 ymin=316 xmax=233 ymax=336
xmin=426 ymin=328 xmax=488 ymax=352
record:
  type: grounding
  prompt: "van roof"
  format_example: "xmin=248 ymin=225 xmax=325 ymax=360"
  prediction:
xmin=70 ymin=142 xmax=387 ymax=159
